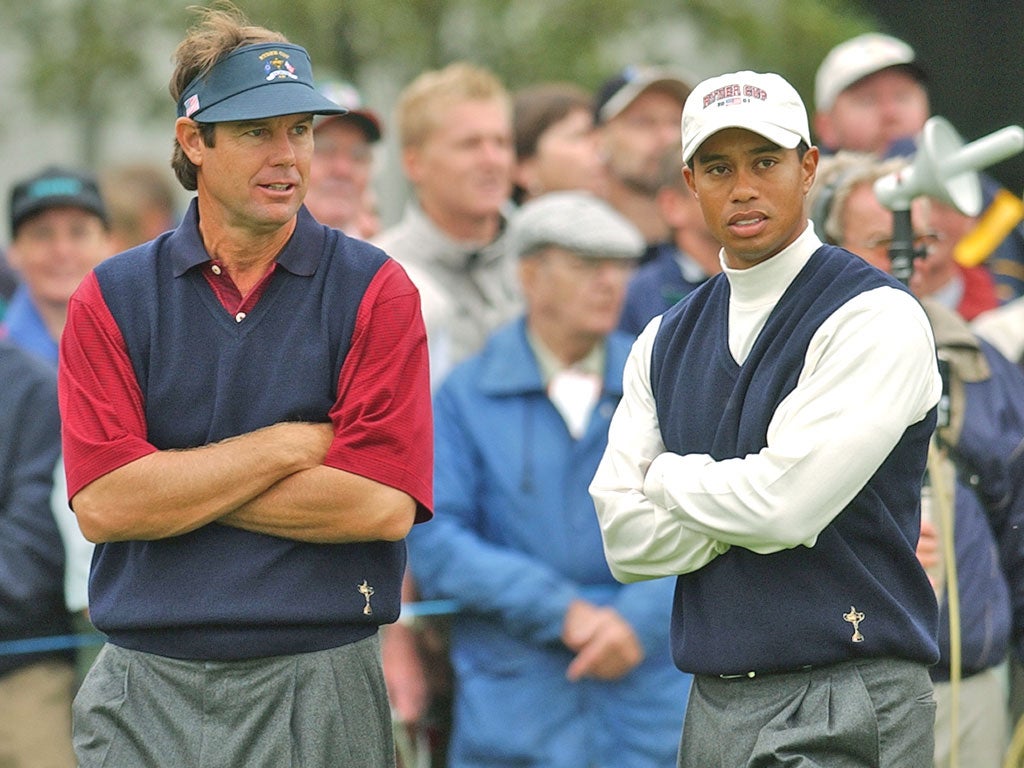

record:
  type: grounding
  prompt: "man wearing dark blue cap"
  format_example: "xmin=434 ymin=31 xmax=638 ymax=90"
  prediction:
xmin=58 ymin=6 xmax=433 ymax=767
xmin=3 ymin=166 xmax=113 ymax=365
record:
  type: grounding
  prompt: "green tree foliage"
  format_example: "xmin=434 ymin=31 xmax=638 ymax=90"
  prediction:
xmin=0 ymin=0 xmax=878 ymax=165
xmin=683 ymin=0 xmax=876 ymax=107
xmin=0 ymin=0 xmax=188 ymax=163
xmin=228 ymin=0 xmax=690 ymax=90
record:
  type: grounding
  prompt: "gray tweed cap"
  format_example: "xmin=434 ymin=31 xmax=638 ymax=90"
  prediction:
xmin=509 ymin=191 xmax=645 ymax=260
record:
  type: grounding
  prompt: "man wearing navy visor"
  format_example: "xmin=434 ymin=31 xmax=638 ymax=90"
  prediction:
xmin=59 ymin=6 xmax=433 ymax=767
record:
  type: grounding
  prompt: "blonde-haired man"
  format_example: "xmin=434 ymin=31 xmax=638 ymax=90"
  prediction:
xmin=374 ymin=61 xmax=522 ymax=386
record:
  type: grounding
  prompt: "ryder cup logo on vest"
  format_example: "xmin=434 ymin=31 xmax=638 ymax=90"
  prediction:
xmin=260 ymin=50 xmax=297 ymax=81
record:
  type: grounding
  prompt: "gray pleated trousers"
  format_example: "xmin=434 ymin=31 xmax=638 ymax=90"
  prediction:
xmin=677 ymin=657 xmax=936 ymax=767
xmin=73 ymin=634 xmax=394 ymax=768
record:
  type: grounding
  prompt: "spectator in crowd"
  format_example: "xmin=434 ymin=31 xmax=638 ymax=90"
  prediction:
xmin=307 ymin=79 xmax=429 ymax=737
xmin=99 ymin=163 xmax=180 ymax=253
xmin=813 ymin=31 xmax=1024 ymax=303
xmin=813 ymin=32 xmax=929 ymax=158
xmin=593 ymin=65 xmax=692 ymax=262
xmin=0 ymin=249 xmax=17 ymax=320
xmin=1 ymin=167 xmax=113 ymax=364
xmin=4 ymin=169 xmax=115 ymax=682
xmin=511 ymin=81 xmax=606 ymax=205
xmin=921 ymin=197 xmax=1000 ymax=320
xmin=304 ymin=80 xmax=384 ymax=240
xmin=408 ymin=190 xmax=688 ymax=767
xmin=808 ymin=151 xmax=998 ymax=322
xmin=0 ymin=339 xmax=73 ymax=768
xmin=592 ymin=69 xmax=942 ymax=766
xmin=618 ymin=145 xmax=721 ymax=336
xmin=374 ymin=62 xmax=524 ymax=764
xmin=810 ymin=150 xmax=1024 ymax=768
xmin=374 ymin=61 xmax=522 ymax=386
xmin=973 ymin=294 xmax=1024 ymax=368
xmin=58 ymin=7 xmax=432 ymax=766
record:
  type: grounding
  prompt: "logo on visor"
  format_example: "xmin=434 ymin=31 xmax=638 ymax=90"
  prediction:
xmin=260 ymin=49 xmax=298 ymax=81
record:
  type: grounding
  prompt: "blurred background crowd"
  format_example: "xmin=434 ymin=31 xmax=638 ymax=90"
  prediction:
xmin=3 ymin=1 xmax=1024 ymax=767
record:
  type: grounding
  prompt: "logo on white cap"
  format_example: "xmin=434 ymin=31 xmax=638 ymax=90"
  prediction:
xmin=682 ymin=71 xmax=810 ymax=163
xmin=702 ymin=83 xmax=768 ymax=110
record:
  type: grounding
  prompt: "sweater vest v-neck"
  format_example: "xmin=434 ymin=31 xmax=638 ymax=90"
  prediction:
xmin=650 ymin=245 xmax=939 ymax=675
xmin=86 ymin=210 xmax=408 ymax=660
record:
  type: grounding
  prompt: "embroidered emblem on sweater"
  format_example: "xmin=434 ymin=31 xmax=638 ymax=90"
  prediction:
xmin=358 ymin=580 xmax=375 ymax=615
xmin=844 ymin=606 xmax=865 ymax=642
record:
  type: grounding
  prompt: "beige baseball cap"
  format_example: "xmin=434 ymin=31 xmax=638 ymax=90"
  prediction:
xmin=814 ymin=33 xmax=925 ymax=112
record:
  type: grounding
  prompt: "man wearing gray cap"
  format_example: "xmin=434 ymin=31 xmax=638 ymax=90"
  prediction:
xmin=58 ymin=6 xmax=433 ymax=767
xmin=591 ymin=70 xmax=943 ymax=766
xmin=406 ymin=191 xmax=690 ymax=767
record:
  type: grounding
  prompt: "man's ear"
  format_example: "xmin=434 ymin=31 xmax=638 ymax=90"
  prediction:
xmin=683 ymin=165 xmax=698 ymax=199
xmin=402 ymin=145 xmax=423 ymax=185
xmin=5 ymin=240 xmax=23 ymax=271
xmin=175 ymin=118 xmax=206 ymax=166
xmin=801 ymin=146 xmax=820 ymax=194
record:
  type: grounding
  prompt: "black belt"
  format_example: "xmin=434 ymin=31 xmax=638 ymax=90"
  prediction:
xmin=717 ymin=664 xmax=814 ymax=680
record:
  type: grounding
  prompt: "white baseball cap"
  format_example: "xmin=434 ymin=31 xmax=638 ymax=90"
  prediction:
xmin=814 ymin=33 xmax=924 ymax=112
xmin=681 ymin=71 xmax=810 ymax=163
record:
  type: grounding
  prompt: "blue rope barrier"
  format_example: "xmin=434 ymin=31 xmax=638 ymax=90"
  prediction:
xmin=0 ymin=600 xmax=461 ymax=657
xmin=400 ymin=599 xmax=461 ymax=619
xmin=0 ymin=632 xmax=106 ymax=656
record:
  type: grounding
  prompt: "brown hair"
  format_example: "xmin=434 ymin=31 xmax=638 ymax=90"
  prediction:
xmin=509 ymin=82 xmax=593 ymax=204
xmin=512 ymin=82 xmax=592 ymax=162
xmin=168 ymin=3 xmax=288 ymax=190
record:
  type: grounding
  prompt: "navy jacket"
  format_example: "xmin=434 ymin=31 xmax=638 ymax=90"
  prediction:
xmin=925 ymin=300 xmax=1024 ymax=678
xmin=0 ymin=340 xmax=69 ymax=677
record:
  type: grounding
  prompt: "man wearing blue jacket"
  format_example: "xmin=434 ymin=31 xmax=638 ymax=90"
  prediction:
xmin=407 ymin=190 xmax=690 ymax=767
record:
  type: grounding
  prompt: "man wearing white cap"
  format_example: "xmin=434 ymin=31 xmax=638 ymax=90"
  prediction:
xmin=591 ymin=70 xmax=942 ymax=766
xmin=814 ymin=32 xmax=1024 ymax=307
xmin=58 ymin=6 xmax=433 ymax=766
xmin=408 ymin=191 xmax=690 ymax=767
xmin=813 ymin=32 xmax=929 ymax=156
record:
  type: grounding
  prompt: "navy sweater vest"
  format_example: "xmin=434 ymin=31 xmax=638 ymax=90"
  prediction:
xmin=88 ymin=208 xmax=406 ymax=660
xmin=651 ymin=245 xmax=939 ymax=675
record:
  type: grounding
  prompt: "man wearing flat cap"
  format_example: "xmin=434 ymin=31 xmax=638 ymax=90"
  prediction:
xmin=591 ymin=71 xmax=943 ymax=766
xmin=406 ymin=190 xmax=690 ymax=767
xmin=58 ymin=6 xmax=433 ymax=767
